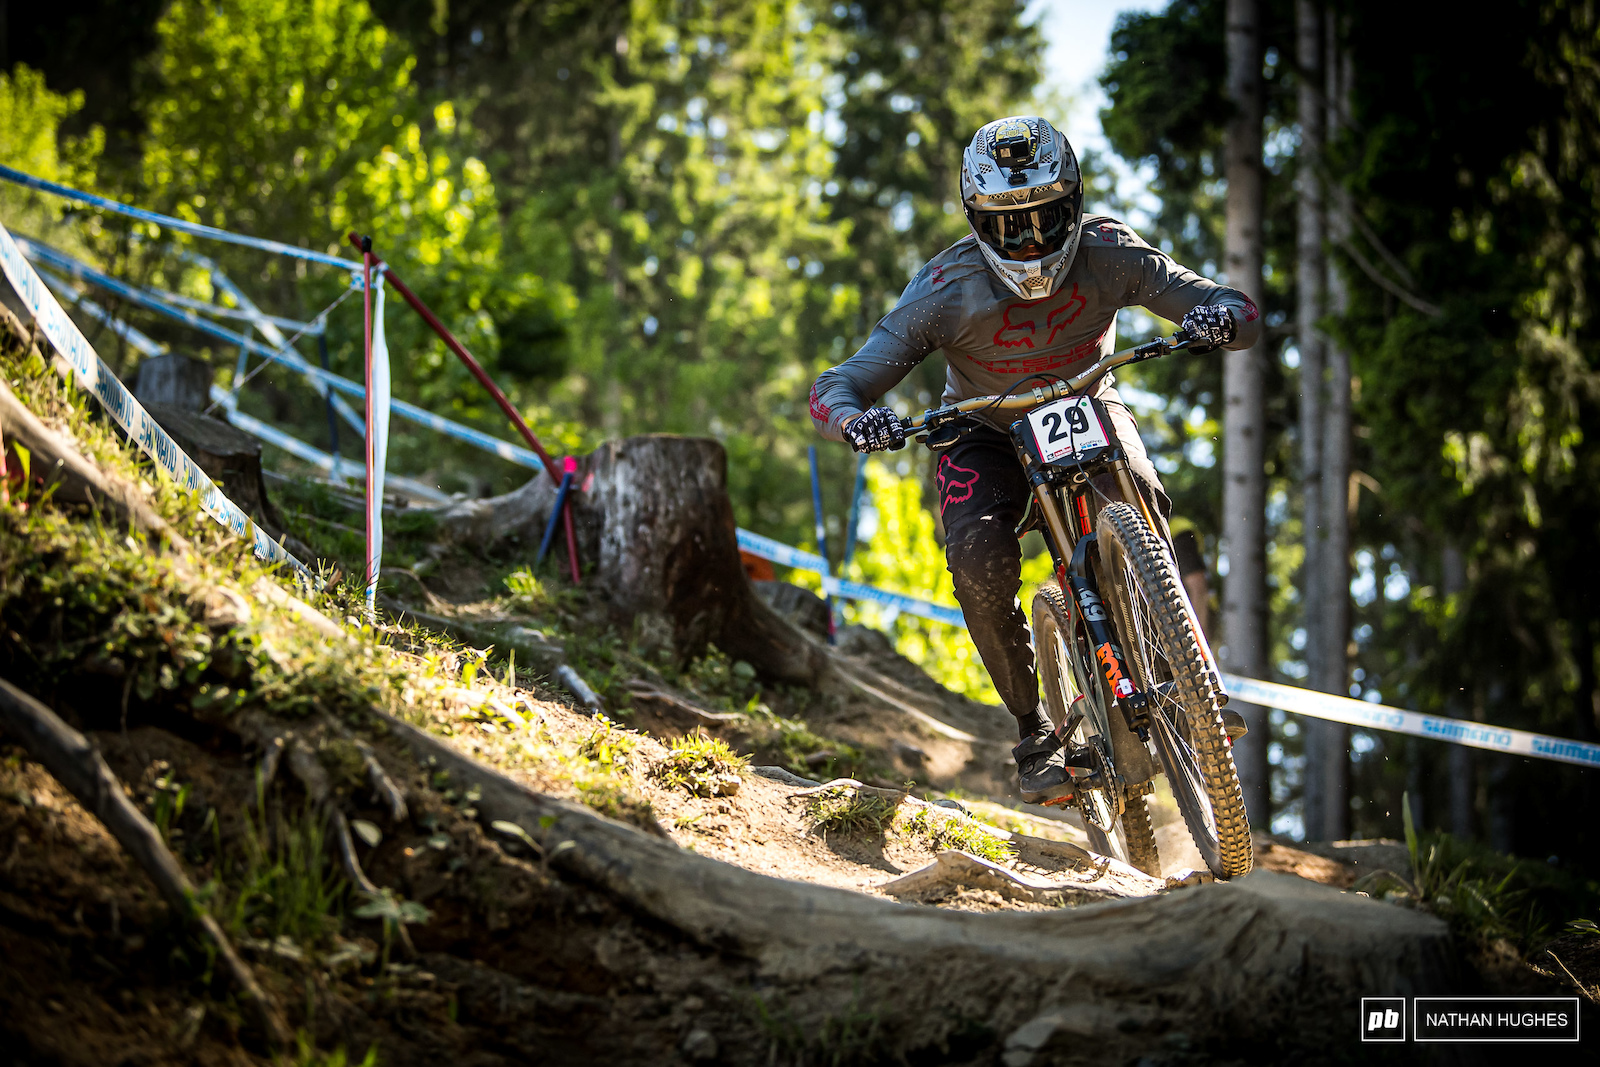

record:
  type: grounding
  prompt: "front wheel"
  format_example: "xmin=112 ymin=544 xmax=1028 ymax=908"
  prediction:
xmin=1032 ymin=583 xmax=1161 ymax=876
xmin=1095 ymin=502 xmax=1254 ymax=878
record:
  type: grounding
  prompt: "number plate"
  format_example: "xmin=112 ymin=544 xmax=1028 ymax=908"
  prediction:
xmin=1028 ymin=396 xmax=1111 ymax=464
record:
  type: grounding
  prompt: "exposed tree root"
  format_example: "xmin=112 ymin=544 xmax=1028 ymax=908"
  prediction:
xmin=625 ymin=682 xmax=743 ymax=727
xmin=0 ymin=375 xmax=179 ymax=544
xmin=352 ymin=735 xmax=409 ymax=823
xmin=0 ymin=676 xmax=294 ymax=1050
xmin=368 ymin=704 xmax=1461 ymax=1063
xmin=239 ymin=715 xmax=415 ymax=953
xmin=249 ymin=733 xmax=285 ymax=806
xmin=881 ymin=849 xmax=1124 ymax=906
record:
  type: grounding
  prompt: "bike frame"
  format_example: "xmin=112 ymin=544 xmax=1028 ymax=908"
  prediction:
xmin=901 ymin=331 xmax=1225 ymax=741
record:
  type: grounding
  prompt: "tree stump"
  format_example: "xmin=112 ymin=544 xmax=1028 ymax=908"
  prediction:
xmin=754 ymin=580 xmax=830 ymax=638
xmin=133 ymin=353 xmax=214 ymax=412
xmin=433 ymin=435 xmax=829 ymax=684
xmin=143 ymin=403 xmax=284 ymax=534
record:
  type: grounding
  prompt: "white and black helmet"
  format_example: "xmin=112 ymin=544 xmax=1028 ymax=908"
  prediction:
xmin=960 ymin=116 xmax=1084 ymax=299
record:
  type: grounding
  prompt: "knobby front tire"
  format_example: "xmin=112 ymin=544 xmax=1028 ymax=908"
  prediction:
xmin=1032 ymin=582 xmax=1161 ymax=877
xmin=1095 ymin=502 xmax=1254 ymax=879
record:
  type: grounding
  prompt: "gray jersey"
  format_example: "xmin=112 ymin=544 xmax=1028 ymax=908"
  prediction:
xmin=809 ymin=215 xmax=1261 ymax=439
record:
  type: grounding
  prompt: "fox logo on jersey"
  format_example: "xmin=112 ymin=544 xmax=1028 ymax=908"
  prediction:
xmin=993 ymin=284 xmax=1087 ymax=349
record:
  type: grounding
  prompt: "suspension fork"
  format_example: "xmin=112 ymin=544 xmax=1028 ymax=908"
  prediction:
xmin=1064 ymin=529 xmax=1152 ymax=742
xmin=1110 ymin=458 xmax=1160 ymax=542
xmin=1028 ymin=471 xmax=1153 ymax=742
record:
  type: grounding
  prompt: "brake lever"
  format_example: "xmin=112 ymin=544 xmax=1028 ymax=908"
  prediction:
xmin=1126 ymin=328 xmax=1196 ymax=366
xmin=905 ymin=404 xmax=959 ymax=439
xmin=925 ymin=421 xmax=978 ymax=452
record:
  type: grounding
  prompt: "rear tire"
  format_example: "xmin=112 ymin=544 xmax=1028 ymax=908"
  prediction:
xmin=1095 ymin=502 xmax=1253 ymax=879
xmin=1032 ymin=583 xmax=1161 ymax=877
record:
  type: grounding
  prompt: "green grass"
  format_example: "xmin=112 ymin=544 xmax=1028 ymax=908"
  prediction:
xmin=502 ymin=566 xmax=548 ymax=613
xmin=577 ymin=716 xmax=639 ymax=766
xmin=1392 ymin=792 xmax=1600 ymax=955
xmin=902 ymin=807 xmax=1016 ymax=865
xmin=221 ymin=797 xmax=348 ymax=950
xmin=739 ymin=698 xmax=871 ymax=780
xmin=656 ymin=734 xmax=748 ymax=797
xmin=805 ymin=785 xmax=1017 ymax=863
xmin=750 ymin=988 xmax=888 ymax=1067
xmin=563 ymin=717 xmax=656 ymax=826
xmin=806 ymin=786 xmax=900 ymax=836
xmin=290 ymin=1032 xmax=379 ymax=1067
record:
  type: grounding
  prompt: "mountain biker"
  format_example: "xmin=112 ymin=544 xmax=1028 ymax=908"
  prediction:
xmin=808 ymin=116 xmax=1260 ymax=797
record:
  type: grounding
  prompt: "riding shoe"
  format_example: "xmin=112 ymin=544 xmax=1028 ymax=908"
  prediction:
xmin=1012 ymin=727 xmax=1096 ymax=799
xmin=1220 ymin=708 xmax=1248 ymax=740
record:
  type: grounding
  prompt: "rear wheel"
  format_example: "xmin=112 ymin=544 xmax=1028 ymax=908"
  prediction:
xmin=1095 ymin=502 xmax=1253 ymax=878
xmin=1032 ymin=583 xmax=1161 ymax=876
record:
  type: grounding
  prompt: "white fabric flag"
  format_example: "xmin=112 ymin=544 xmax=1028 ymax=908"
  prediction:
xmin=365 ymin=271 xmax=390 ymax=608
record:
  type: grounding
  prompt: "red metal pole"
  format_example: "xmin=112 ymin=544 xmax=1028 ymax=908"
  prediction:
xmin=361 ymin=241 xmax=376 ymax=595
xmin=560 ymin=455 xmax=579 ymax=584
xmin=348 ymin=233 xmax=581 ymax=582
xmin=348 ymin=234 xmax=560 ymax=482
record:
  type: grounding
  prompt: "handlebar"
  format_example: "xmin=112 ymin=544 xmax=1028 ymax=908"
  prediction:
xmin=899 ymin=328 xmax=1197 ymax=433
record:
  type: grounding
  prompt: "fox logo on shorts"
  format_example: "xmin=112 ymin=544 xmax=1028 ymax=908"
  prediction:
xmin=936 ymin=455 xmax=981 ymax=511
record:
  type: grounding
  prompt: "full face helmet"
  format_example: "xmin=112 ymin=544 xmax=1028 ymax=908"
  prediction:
xmin=960 ymin=116 xmax=1084 ymax=299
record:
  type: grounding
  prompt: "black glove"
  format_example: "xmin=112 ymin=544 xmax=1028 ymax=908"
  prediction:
xmin=1181 ymin=304 xmax=1237 ymax=352
xmin=843 ymin=407 xmax=907 ymax=453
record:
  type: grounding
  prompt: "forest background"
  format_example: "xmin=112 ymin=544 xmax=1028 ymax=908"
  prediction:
xmin=1 ymin=0 xmax=1596 ymax=874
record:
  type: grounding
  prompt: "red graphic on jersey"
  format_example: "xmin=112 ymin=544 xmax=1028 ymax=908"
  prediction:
xmin=936 ymin=455 xmax=981 ymax=512
xmin=1240 ymin=296 xmax=1260 ymax=322
xmin=930 ymin=265 xmax=946 ymax=286
xmin=993 ymin=285 xmax=1088 ymax=349
xmin=969 ymin=331 xmax=1107 ymax=375
xmin=808 ymin=383 xmax=832 ymax=424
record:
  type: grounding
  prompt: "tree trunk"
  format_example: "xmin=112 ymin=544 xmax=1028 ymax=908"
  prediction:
xmin=1442 ymin=544 xmax=1474 ymax=840
xmin=1223 ymin=0 xmax=1270 ymax=825
xmin=434 ymin=434 xmax=829 ymax=686
xmin=1317 ymin=20 xmax=1354 ymax=841
xmin=1297 ymin=0 xmax=1328 ymax=841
